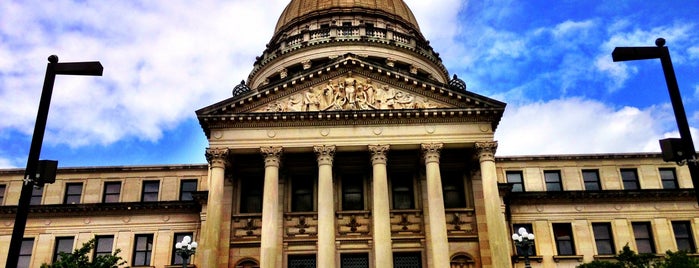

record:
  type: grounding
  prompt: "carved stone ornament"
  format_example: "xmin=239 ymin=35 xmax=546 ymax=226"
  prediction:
xmin=260 ymin=146 xmax=283 ymax=167
xmin=280 ymin=68 xmax=288 ymax=79
xmin=475 ymin=141 xmax=498 ymax=162
xmin=421 ymin=143 xmax=443 ymax=164
xmin=302 ymin=60 xmax=312 ymax=70
xmin=253 ymin=75 xmax=444 ymax=113
xmin=205 ymin=148 xmax=229 ymax=168
xmin=368 ymin=144 xmax=390 ymax=165
xmin=313 ymin=145 xmax=336 ymax=166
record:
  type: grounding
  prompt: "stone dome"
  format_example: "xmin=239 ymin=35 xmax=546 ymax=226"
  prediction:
xmin=275 ymin=0 xmax=420 ymax=34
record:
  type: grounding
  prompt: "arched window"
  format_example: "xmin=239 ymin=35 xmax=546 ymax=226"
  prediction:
xmin=450 ymin=253 xmax=475 ymax=268
xmin=235 ymin=259 xmax=260 ymax=268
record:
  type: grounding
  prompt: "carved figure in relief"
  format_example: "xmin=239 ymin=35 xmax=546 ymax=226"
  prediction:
xmin=394 ymin=92 xmax=414 ymax=109
xmin=304 ymin=87 xmax=322 ymax=111
xmin=376 ymin=85 xmax=396 ymax=109
xmin=365 ymin=78 xmax=376 ymax=106
xmin=286 ymin=94 xmax=303 ymax=111
xmin=344 ymin=78 xmax=356 ymax=105
xmin=322 ymin=80 xmax=335 ymax=108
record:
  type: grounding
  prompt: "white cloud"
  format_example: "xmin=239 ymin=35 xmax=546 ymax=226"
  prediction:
xmin=495 ymin=98 xmax=677 ymax=156
xmin=0 ymin=157 xmax=16 ymax=169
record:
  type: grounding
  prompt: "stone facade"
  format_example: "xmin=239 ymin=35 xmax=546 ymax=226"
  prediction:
xmin=1 ymin=1 xmax=698 ymax=268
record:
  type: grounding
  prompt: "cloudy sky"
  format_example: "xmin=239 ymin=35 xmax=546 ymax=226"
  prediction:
xmin=1 ymin=0 xmax=698 ymax=168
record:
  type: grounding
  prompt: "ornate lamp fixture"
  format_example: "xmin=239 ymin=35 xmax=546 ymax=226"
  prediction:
xmin=512 ymin=227 xmax=535 ymax=268
xmin=175 ymin=236 xmax=198 ymax=268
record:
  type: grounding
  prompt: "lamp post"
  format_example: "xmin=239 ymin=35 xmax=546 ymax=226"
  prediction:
xmin=612 ymin=38 xmax=699 ymax=205
xmin=175 ymin=236 xmax=198 ymax=268
xmin=5 ymin=55 xmax=103 ymax=268
xmin=512 ymin=227 xmax=535 ymax=268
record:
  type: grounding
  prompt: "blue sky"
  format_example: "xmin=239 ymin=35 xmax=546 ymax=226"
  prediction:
xmin=1 ymin=0 xmax=698 ymax=168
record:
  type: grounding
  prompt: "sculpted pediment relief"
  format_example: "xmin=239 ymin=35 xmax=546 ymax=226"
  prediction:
xmin=252 ymin=74 xmax=450 ymax=113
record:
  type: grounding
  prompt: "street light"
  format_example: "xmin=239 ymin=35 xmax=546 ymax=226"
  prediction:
xmin=612 ymin=38 xmax=699 ymax=205
xmin=512 ymin=227 xmax=535 ymax=268
xmin=5 ymin=55 xmax=103 ymax=268
xmin=175 ymin=236 xmax=198 ymax=268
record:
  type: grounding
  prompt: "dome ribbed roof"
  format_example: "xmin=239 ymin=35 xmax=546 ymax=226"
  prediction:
xmin=275 ymin=0 xmax=420 ymax=33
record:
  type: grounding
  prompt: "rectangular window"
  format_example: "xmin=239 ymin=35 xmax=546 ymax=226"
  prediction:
xmin=63 ymin=182 xmax=83 ymax=204
xmin=513 ymin=223 xmax=536 ymax=256
xmin=103 ymin=182 xmax=121 ymax=203
xmin=342 ymin=175 xmax=365 ymax=211
xmin=621 ymin=169 xmax=640 ymax=190
xmin=582 ymin=169 xmax=601 ymax=191
xmin=506 ymin=171 xmax=525 ymax=192
xmin=18 ymin=238 xmax=34 ymax=268
xmin=288 ymin=254 xmax=316 ymax=268
xmin=660 ymin=168 xmax=678 ymax=189
xmin=544 ymin=170 xmax=563 ymax=191
xmin=179 ymin=179 xmax=198 ymax=201
xmin=0 ymin=184 xmax=6 ymax=205
xmin=442 ymin=172 xmax=466 ymax=208
xmin=341 ymin=253 xmax=369 ymax=268
xmin=141 ymin=180 xmax=160 ymax=202
xmin=31 ymin=186 xmax=43 ymax=205
xmin=172 ymin=232 xmax=194 ymax=265
xmin=291 ymin=176 xmax=314 ymax=212
xmin=94 ymin=235 xmax=114 ymax=258
xmin=391 ymin=172 xmax=414 ymax=209
xmin=592 ymin=223 xmax=615 ymax=255
xmin=672 ymin=221 xmax=696 ymax=253
xmin=393 ymin=252 xmax=422 ymax=268
xmin=553 ymin=223 xmax=576 ymax=255
xmin=52 ymin=236 xmax=74 ymax=263
xmin=240 ymin=178 xmax=263 ymax=213
xmin=632 ymin=222 xmax=656 ymax=253
xmin=132 ymin=234 xmax=154 ymax=266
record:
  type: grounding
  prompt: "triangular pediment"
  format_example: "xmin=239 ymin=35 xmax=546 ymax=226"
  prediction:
xmin=249 ymin=73 xmax=453 ymax=113
xmin=196 ymin=55 xmax=506 ymax=134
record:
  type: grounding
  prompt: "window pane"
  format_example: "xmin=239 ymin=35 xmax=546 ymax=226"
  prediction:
xmin=660 ymin=169 xmax=678 ymax=189
xmin=133 ymin=234 xmax=153 ymax=266
xmin=506 ymin=171 xmax=524 ymax=192
xmin=553 ymin=223 xmax=576 ymax=255
xmin=53 ymin=237 xmax=74 ymax=262
xmin=342 ymin=176 xmax=364 ymax=211
xmin=442 ymin=172 xmax=466 ymax=208
xmin=94 ymin=236 xmax=114 ymax=258
xmin=592 ymin=223 xmax=615 ymax=255
xmin=103 ymin=182 xmax=121 ymax=203
xmin=142 ymin=181 xmax=159 ymax=202
xmin=18 ymin=238 xmax=34 ymax=268
xmin=292 ymin=177 xmax=314 ymax=212
xmin=31 ymin=186 xmax=43 ymax=205
xmin=341 ymin=253 xmax=369 ymax=268
xmin=391 ymin=173 xmax=414 ymax=209
xmin=632 ymin=222 xmax=655 ymax=253
xmin=513 ymin=224 xmax=536 ymax=256
xmin=64 ymin=183 xmax=83 ymax=204
xmin=582 ymin=170 xmax=601 ymax=191
xmin=672 ymin=221 xmax=696 ymax=253
xmin=0 ymin=184 xmax=6 ymax=204
xmin=240 ymin=178 xmax=263 ymax=213
xmin=180 ymin=179 xmax=197 ymax=201
xmin=545 ymin=171 xmax=562 ymax=191
xmin=621 ymin=169 xmax=639 ymax=190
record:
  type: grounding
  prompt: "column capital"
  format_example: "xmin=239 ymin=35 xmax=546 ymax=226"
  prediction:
xmin=205 ymin=147 xmax=229 ymax=169
xmin=369 ymin=145 xmax=390 ymax=165
xmin=475 ymin=141 xmax=498 ymax=163
xmin=313 ymin=145 xmax=336 ymax=166
xmin=421 ymin=143 xmax=443 ymax=164
xmin=261 ymin=146 xmax=283 ymax=168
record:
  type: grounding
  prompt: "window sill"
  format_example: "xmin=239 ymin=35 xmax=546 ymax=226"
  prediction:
xmin=511 ymin=255 xmax=543 ymax=263
xmin=593 ymin=254 xmax=616 ymax=260
xmin=553 ymin=255 xmax=584 ymax=262
xmin=165 ymin=265 xmax=196 ymax=268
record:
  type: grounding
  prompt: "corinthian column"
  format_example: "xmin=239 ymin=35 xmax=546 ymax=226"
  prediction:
xmin=422 ymin=143 xmax=450 ymax=268
xmin=201 ymin=148 xmax=228 ymax=268
xmin=476 ymin=141 xmax=511 ymax=268
xmin=260 ymin=146 xmax=283 ymax=268
xmin=314 ymin=145 xmax=336 ymax=268
xmin=369 ymin=145 xmax=393 ymax=268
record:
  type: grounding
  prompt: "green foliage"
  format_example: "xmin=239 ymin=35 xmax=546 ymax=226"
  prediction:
xmin=41 ymin=238 xmax=126 ymax=268
xmin=577 ymin=244 xmax=699 ymax=268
